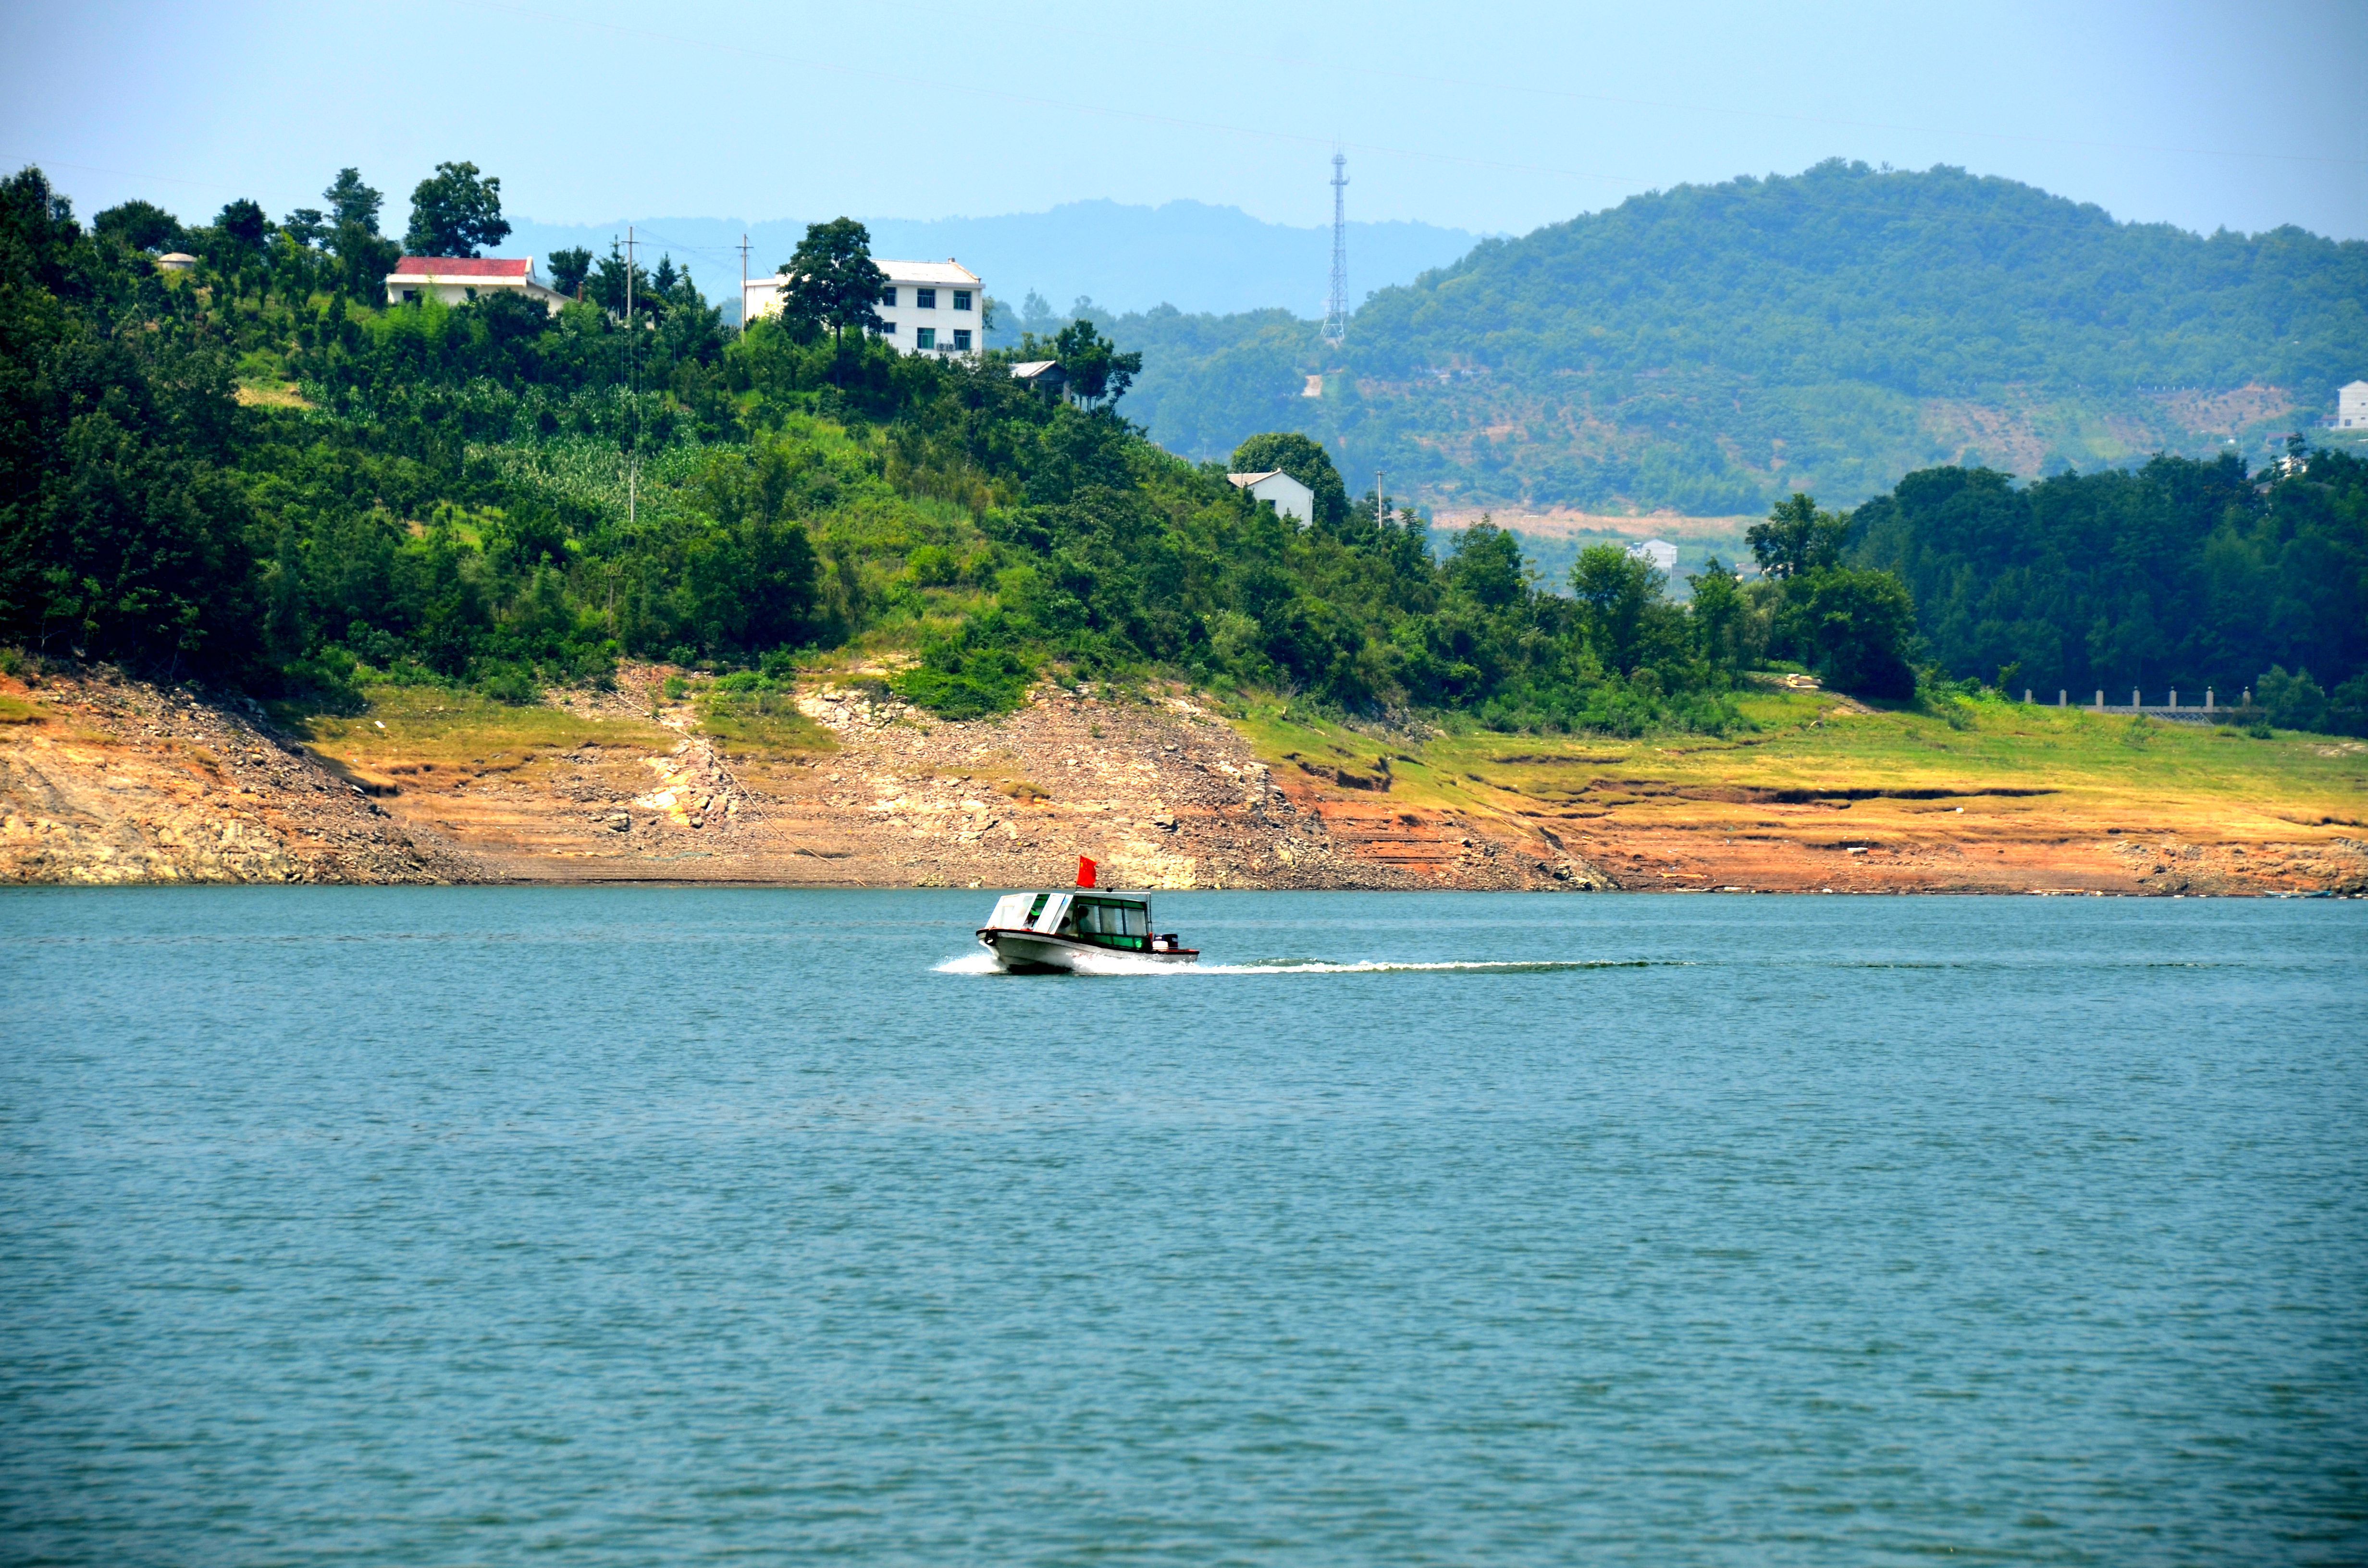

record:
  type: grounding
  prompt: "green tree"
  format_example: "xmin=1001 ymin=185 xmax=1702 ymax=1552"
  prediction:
xmin=330 ymin=221 xmax=398 ymax=300
xmin=4 ymin=159 xmax=1814 ymax=733
xmin=777 ymin=218 xmax=886 ymax=345
xmin=2329 ymin=673 xmax=2368 ymax=736
xmin=323 ymin=169 xmax=382 ymax=233
xmin=2256 ymin=665 xmax=2329 ymax=732
xmin=1748 ymin=491 xmax=1849 ymax=580
xmin=1777 ymin=567 xmax=1919 ymax=698
xmin=546 ymin=246 xmax=592 ymax=299
xmin=1570 ymin=543 xmax=1662 ymax=675
xmin=213 ymin=199 xmax=270 ymax=251
xmin=403 ymin=161 xmax=510 ymax=257
xmin=318 ymin=169 xmax=395 ymax=296
xmin=1052 ymin=318 xmax=1142 ymax=409
xmin=281 ymin=207 xmax=327 ymax=248
xmin=1229 ymin=431 xmax=1349 ymax=527
xmin=93 ymin=199 xmax=182 ymax=252
xmin=1850 ymin=453 xmax=2365 ymax=701
xmin=1687 ymin=556 xmax=1747 ymax=673
xmin=1448 ymin=521 xmax=1528 ymax=609
xmin=589 ymin=242 xmax=648 ymax=316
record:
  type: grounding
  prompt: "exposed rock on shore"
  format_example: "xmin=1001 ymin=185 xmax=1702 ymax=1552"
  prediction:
xmin=5 ymin=662 xmax=2361 ymax=895
xmin=0 ymin=668 xmax=480 ymax=884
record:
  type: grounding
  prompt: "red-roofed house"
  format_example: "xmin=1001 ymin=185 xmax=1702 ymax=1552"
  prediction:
xmin=384 ymin=256 xmax=571 ymax=314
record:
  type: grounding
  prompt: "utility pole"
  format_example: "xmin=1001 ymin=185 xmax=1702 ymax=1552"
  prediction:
xmin=737 ymin=232 xmax=751 ymax=336
xmin=1324 ymin=151 xmax=1349 ymax=347
xmin=626 ymin=225 xmax=637 ymax=528
xmin=1375 ymin=469 xmax=1384 ymax=528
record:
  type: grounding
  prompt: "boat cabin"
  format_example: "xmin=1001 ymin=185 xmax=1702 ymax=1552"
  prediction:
xmin=984 ymin=891 xmax=1162 ymax=952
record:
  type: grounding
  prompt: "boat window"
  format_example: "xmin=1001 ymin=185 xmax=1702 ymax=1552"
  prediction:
xmin=1025 ymin=894 xmax=1048 ymax=923
xmin=1069 ymin=898 xmax=1151 ymax=944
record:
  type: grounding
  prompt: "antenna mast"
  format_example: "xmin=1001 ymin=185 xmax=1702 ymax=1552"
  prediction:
xmin=1324 ymin=151 xmax=1349 ymax=347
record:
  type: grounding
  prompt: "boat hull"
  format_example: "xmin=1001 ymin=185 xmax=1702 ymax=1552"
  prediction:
xmin=976 ymin=928 xmax=1199 ymax=972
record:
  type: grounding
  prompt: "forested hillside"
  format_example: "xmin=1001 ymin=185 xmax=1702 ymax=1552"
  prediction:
xmin=8 ymin=160 xmax=2360 ymax=739
xmin=1092 ymin=161 xmax=2368 ymax=514
xmin=0 ymin=164 xmax=1796 ymax=737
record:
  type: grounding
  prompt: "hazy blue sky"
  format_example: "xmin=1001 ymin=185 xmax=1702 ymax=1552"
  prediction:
xmin=5 ymin=0 xmax=2363 ymax=244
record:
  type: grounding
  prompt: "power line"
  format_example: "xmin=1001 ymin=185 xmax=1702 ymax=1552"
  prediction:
xmin=611 ymin=220 xmax=740 ymax=266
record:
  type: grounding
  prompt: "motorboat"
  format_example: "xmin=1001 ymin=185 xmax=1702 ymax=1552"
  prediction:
xmin=975 ymin=858 xmax=1199 ymax=972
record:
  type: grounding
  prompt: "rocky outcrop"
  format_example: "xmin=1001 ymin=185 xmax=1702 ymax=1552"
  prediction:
xmin=0 ymin=668 xmax=480 ymax=884
xmin=777 ymin=679 xmax=1529 ymax=889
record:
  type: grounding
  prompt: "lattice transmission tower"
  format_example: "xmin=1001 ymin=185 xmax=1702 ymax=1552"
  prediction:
xmin=1324 ymin=151 xmax=1349 ymax=346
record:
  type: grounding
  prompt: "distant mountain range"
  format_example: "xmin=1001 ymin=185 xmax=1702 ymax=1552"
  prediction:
xmin=498 ymin=200 xmax=1476 ymax=321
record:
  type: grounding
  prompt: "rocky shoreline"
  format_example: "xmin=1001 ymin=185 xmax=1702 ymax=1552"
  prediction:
xmin=0 ymin=665 xmax=481 ymax=885
xmin=3 ymin=662 xmax=2361 ymax=895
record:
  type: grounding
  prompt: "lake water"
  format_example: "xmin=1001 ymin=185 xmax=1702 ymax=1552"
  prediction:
xmin=2 ymin=889 xmax=2363 ymax=1565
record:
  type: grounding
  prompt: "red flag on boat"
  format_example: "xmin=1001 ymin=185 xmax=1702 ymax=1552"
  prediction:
xmin=1076 ymin=855 xmax=1098 ymax=889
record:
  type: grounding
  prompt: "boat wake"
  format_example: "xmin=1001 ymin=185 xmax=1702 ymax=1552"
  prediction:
xmin=934 ymin=952 xmax=1657 ymax=977
xmin=1205 ymin=957 xmax=1654 ymax=975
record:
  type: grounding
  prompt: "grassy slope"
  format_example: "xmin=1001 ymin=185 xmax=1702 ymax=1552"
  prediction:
xmin=1237 ymin=690 xmax=2368 ymax=849
xmin=692 ymin=686 xmax=837 ymax=760
xmin=289 ymin=687 xmax=676 ymax=789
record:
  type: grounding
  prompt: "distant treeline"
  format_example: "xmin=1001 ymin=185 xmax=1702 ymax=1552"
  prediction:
xmin=1848 ymin=452 xmax=2368 ymax=725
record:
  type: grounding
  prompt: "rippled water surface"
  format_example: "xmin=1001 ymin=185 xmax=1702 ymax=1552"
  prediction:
xmin=3 ymin=888 xmax=2363 ymax=1565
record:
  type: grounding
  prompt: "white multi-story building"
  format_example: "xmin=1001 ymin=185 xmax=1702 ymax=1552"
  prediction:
xmin=743 ymin=259 xmax=984 ymax=359
xmin=2338 ymin=380 xmax=2368 ymax=429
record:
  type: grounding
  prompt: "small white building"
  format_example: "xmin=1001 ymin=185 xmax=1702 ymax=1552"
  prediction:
xmin=1627 ymin=538 xmax=1678 ymax=576
xmin=1227 ymin=469 xmax=1314 ymax=527
xmin=384 ymin=257 xmax=570 ymax=314
xmin=1010 ymin=360 xmax=1066 ymax=396
xmin=2338 ymin=380 xmax=2368 ymax=430
xmin=155 ymin=251 xmax=197 ymax=274
xmin=743 ymin=259 xmax=984 ymax=359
